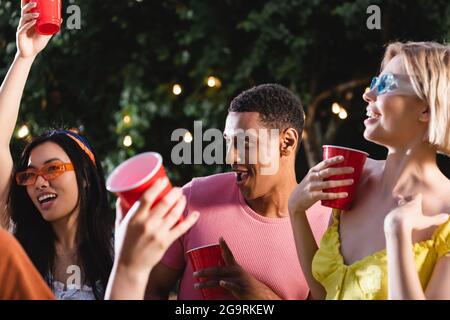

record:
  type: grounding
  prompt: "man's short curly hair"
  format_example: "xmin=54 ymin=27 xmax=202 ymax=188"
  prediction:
xmin=228 ymin=83 xmax=305 ymax=149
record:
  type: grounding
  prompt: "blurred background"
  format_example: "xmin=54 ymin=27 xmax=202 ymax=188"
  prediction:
xmin=1 ymin=0 xmax=449 ymax=191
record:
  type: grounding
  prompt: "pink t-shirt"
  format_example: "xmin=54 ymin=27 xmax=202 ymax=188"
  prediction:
xmin=161 ymin=173 xmax=331 ymax=300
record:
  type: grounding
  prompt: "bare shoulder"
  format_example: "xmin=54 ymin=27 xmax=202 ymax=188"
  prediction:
xmin=439 ymin=178 xmax=450 ymax=212
xmin=364 ymin=157 xmax=384 ymax=171
xmin=428 ymin=173 xmax=450 ymax=214
xmin=361 ymin=158 xmax=384 ymax=182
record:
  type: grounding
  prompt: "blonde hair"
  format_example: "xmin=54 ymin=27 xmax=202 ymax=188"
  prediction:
xmin=381 ymin=41 xmax=450 ymax=155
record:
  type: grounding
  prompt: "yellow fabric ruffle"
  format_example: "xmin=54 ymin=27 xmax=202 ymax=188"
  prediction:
xmin=312 ymin=209 xmax=450 ymax=300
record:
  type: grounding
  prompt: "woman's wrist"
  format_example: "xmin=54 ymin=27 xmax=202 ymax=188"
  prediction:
xmin=289 ymin=205 xmax=308 ymax=217
xmin=115 ymin=259 xmax=153 ymax=283
xmin=15 ymin=52 xmax=37 ymax=63
xmin=107 ymin=262 xmax=152 ymax=300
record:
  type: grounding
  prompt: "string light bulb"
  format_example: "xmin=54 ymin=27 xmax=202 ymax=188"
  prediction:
xmin=123 ymin=135 xmax=133 ymax=147
xmin=172 ymin=84 xmax=182 ymax=95
xmin=332 ymin=102 xmax=341 ymax=114
xmin=207 ymin=76 xmax=221 ymax=88
xmin=17 ymin=125 xmax=30 ymax=139
xmin=183 ymin=131 xmax=193 ymax=143
xmin=338 ymin=108 xmax=348 ymax=120
xmin=123 ymin=115 xmax=131 ymax=124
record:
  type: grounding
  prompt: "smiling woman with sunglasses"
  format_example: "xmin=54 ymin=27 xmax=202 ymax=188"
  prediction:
xmin=0 ymin=2 xmax=199 ymax=301
xmin=0 ymin=2 xmax=117 ymax=300
xmin=289 ymin=41 xmax=450 ymax=300
xmin=6 ymin=128 xmax=115 ymax=300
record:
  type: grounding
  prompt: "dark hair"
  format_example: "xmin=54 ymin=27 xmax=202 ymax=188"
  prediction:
xmin=228 ymin=83 xmax=305 ymax=151
xmin=8 ymin=129 xmax=114 ymax=300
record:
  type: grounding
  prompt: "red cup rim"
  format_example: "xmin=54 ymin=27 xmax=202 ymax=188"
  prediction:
xmin=106 ymin=152 xmax=163 ymax=193
xmin=322 ymin=145 xmax=369 ymax=156
xmin=186 ymin=243 xmax=220 ymax=254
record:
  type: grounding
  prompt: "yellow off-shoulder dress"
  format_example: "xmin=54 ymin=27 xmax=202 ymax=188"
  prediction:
xmin=312 ymin=209 xmax=450 ymax=300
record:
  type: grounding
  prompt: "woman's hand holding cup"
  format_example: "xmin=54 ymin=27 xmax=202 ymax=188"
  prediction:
xmin=288 ymin=156 xmax=354 ymax=215
xmin=114 ymin=178 xmax=200 ymax=277
xmin=17 ymin=1 xmax=52 ymax=59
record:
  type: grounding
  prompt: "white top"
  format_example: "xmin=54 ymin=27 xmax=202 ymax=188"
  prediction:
xmin=52 ymin=280 xmax=100 ymax=300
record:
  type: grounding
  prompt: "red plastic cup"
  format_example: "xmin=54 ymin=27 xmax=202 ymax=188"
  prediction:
xmin=106 ymin=152 xmax=177 ymax=220
xmin=320 ymin=145 xmax=369 ymax=211
xmin=187 ymin=244 xmax=234 ymax=300
xmin=28 ymin=0 xmax=62 ymax=35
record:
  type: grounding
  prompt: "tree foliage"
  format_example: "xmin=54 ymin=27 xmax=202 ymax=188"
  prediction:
xmin=1 ymin=0 xmax=449 ymax=187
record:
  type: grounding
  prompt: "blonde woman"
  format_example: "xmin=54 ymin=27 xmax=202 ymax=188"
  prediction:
xmin=289 ymin=42 xmax=450 ymax=300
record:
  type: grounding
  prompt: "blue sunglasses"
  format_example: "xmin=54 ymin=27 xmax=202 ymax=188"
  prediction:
xmin=369 ymin=73 xmax=417 ymax=97
xmin=370 ymin=73 xmax=398 ymax=95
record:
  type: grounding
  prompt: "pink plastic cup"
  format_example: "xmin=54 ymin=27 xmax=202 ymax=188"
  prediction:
xmin=28 ymin=0 xmax=62 ymax=36
xmin=320 ymin=145 xmax=368 ymax=211
xmin=187 ymin=244 xmax=234 ymax=300
xmin=106 ymin=152 xmax=179 ymax=221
